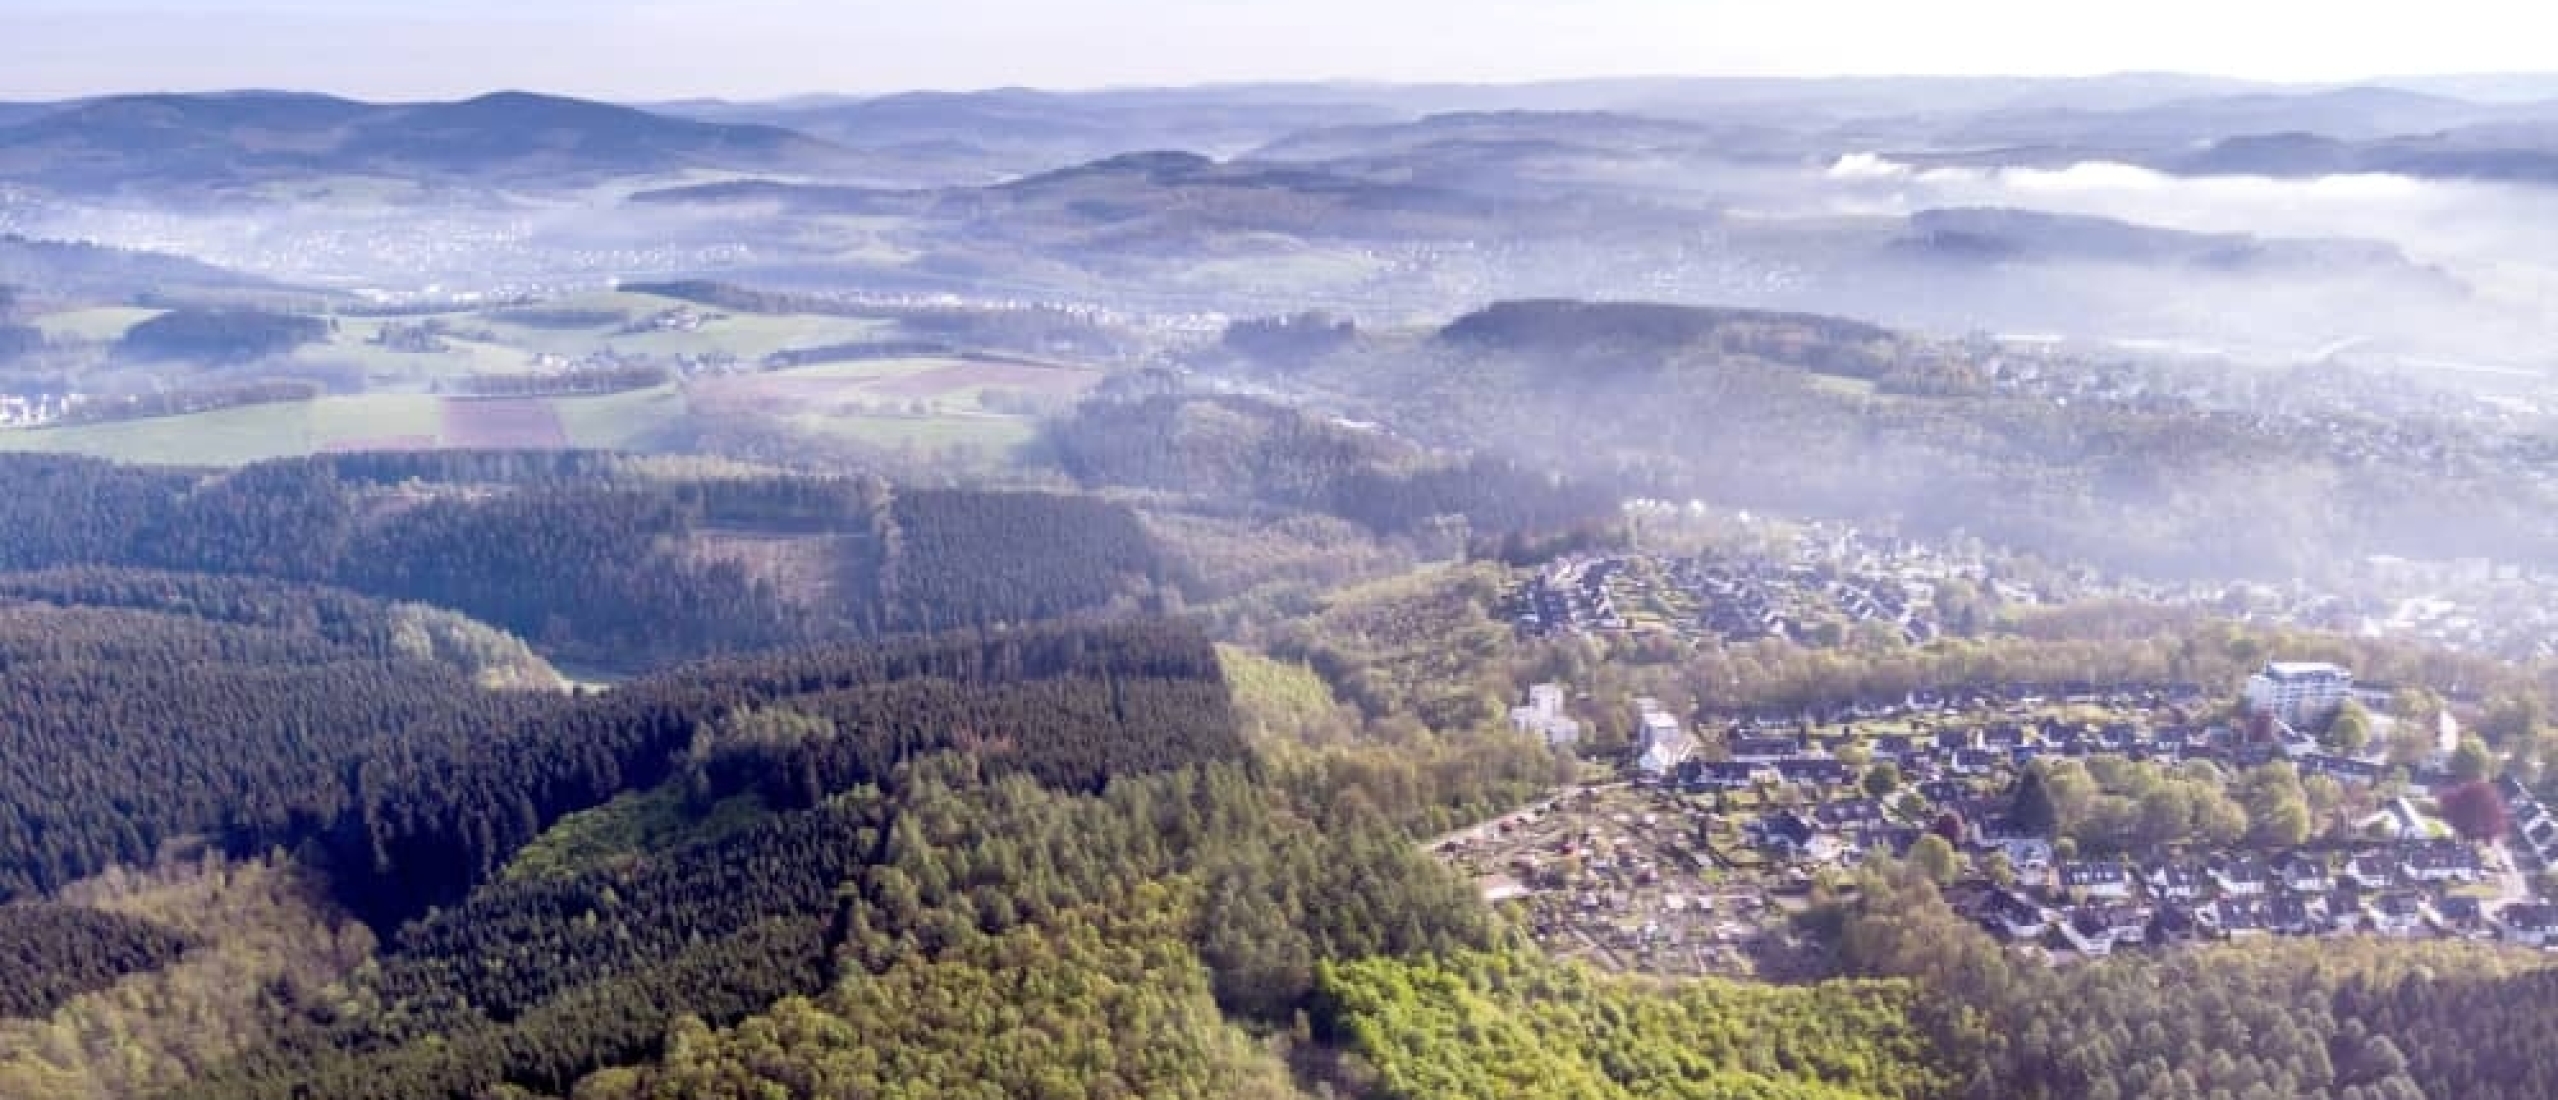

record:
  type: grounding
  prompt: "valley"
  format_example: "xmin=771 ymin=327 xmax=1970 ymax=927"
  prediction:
xmin=4 ymin=58 xmax=2558 ymax=1100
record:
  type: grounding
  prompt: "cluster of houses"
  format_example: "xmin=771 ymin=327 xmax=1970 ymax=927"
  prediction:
xmin=369 ymin=321 xmax=454 ymax=354
xmin=618 ymin=307 xmax=715 ymax=335
xmin=1972 ymin=835 xmax=2551 ymax=956
xmin=1526 ymin=500 xmax=2558 ymax=667
xmin=1503 ymin=659 xmax=2558 ymax=959
xmin=0 ymin=392 xmax=76 ymax=428
xmin=1676 ymin=553 xmax=1941 ymax=645
xmin=2506 ymin=776 xmax=2558 ymax=873
xmin=1513 ymin=548 xmax=1960 ymax=646
xmin=1640 ymin=697 xmax=2397 ymax=794
xmin=521 ymin=347 xmax=739 ymax=379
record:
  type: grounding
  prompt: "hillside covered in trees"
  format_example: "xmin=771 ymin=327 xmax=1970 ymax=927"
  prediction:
xmin=1200 ymin=299 xmax=2558 ymax=581
xmin=1047 ymin=391 xmax=1614 ymax=552
xmin=0 ymin=439 xmax=2553 ymax=1100
xmin=0 ymin=451 xmax=1164 ymax=664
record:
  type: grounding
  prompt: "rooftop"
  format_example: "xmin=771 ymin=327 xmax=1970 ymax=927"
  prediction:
xmin=2261 ymin=661 xmax=2352 ymax=681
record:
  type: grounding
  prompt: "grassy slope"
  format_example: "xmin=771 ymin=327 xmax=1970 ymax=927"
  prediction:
xmin=0 ymin=402 xmax=315 ymax=464
xmin=27 ymin=307 xmax=165 ymax=343
xmin=1218 ymin=643 xmax=1350 ymax=745
xmin=555 ymin=384 xmax=690 ymax=450
xmin=0 ymin=389 xmax=688 ymax=465
xmin=501 ymin=784 xmax=771 ymax=884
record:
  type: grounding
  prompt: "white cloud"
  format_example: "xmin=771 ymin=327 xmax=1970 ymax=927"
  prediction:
xmin=1824 ymin=153 xmax=1911 ymax=181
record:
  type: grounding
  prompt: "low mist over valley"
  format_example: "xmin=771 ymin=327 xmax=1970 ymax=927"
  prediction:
xmin=7 ymin=77 xmax=2558 ymax=368
xmin=14 ymin=42 xmax=2558 ymax=1100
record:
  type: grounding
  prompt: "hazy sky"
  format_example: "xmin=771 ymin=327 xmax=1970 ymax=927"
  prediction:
xmin=3 ymin=0 xmax=2548 ymax=100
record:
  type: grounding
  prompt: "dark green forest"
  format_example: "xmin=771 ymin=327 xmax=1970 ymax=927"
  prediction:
xmin=0 ymin=445 xmax=2553 ymax=1100
xmin=115 ymin=308 xmax=328 ymax=365
xmin=0 ymin=451 xmax=1162 ymax=663
xmin=0 ymin=905 xmax=196 ymax=1018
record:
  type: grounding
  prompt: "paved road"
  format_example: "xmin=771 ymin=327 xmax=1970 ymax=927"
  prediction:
xmin=2489 ymin=838 xmax=2533 ymax=910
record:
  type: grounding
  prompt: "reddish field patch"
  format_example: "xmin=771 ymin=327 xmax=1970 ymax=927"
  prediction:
xmin=442 ymin=399 xmax=568 ymax=448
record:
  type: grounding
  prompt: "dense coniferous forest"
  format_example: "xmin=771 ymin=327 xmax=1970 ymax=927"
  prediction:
xmin=0 ymin=596 xmax=553 ymax=899
xmin=170 ymin=711 xmax=1483 ymax=1098
xmin=0 ymin=452 xmax=1163 ymax=663
xmin=328 ymin=617 xmax=1241 ymax=924
xmin=0 ymin=906 xmax=196 ymax=1018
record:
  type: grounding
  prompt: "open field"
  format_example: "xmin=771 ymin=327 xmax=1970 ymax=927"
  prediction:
xmin=691 ymin=355 xmax=1099 ymax=460
xmin=312 ymin=394 xmax=446 ymax=447
xmin=556 ymin=384 xmax=688 ymax=450
xmin=697 ymin=356 xmax=1102 ymax=407
xmin=442 ymin=398 xmax=569 ymax=448
xmin=0 ymin=389 xmax=680 ymax=465
xmin=297 ymin=323 xmax=540 ymax=383
xmin=0 ymin=401 xmax=316 ymax=465
xmin=0 ymin=394 xmax=451 ymax=464
xmin=28 ymin=307 xmax=165 ymax=342
xmin=0 ymin=349 xmax=1100 ymax=466
xmin=469 ymin=293 xmax=897 ymax=360
xmin=783 ymin=409 xmax=1041 ymax=454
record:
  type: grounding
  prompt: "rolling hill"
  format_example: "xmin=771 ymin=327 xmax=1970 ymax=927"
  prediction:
xmin=0 ymin=234 xmax=283 ymax=300
xmin=0 ymin=90 xmax=850 ymax=195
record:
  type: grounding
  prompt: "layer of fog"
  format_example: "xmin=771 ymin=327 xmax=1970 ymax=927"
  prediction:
xmin=1805 ymin=154 xmax=2558 ymax=368
xmin=1824 ymin=152 xmax=2558 ymax=291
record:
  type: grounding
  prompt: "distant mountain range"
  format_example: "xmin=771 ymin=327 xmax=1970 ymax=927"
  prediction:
xmin=13 ymin=78 xmax=2558 ymax=201
xmin=0 ymin=90 xmax=846 ymax=195
xmin=632 ymin=149 xmax=1533 ymax=249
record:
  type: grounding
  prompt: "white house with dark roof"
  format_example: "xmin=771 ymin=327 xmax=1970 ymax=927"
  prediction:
xmin=2274 ymin=853 xmax=2332 ymax=894
xmin=2060 ymin=861 xmax=2134 ymax=901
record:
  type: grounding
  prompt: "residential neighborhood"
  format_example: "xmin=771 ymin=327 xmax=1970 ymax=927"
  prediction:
xmin=1435 ymin=662 xmax=2555 ymax=978
xmin=1515 ymin=519 xmax=2558 ymax=665
xmin=0 ymin=391 xmax=78 ymax=427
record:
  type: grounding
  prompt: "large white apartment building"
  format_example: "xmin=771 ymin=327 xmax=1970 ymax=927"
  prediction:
xmin=2244 ymin=661 xmax=2353 ymax=728
xmin=1510 ymin=683 xmax=1582 ymax=748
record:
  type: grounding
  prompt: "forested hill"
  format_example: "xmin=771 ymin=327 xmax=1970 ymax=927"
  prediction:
xmin=0 ymin=591 xmax=1291 ymax=1098
xmin=1438 ymin=299 xmax=1902 ymax=379
xmin=1046 ymin=392 xmax=1617 ymax=551
xmin=1208 ymin=297 xmax=2558 ymax=579
xmin=331 ymin=617 xmax=1246 ymax=923
xmin=0 ymin=450 xmax=1163 ymax=665
xmin=0 ymin=574 xmax=562 ymax=900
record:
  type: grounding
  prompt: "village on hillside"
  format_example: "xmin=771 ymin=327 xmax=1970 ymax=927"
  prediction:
xmin=1514 ymin=519 xmax=2558 ymax=664
xmin=1439 ymin=658 xmax=2558 ymax=979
